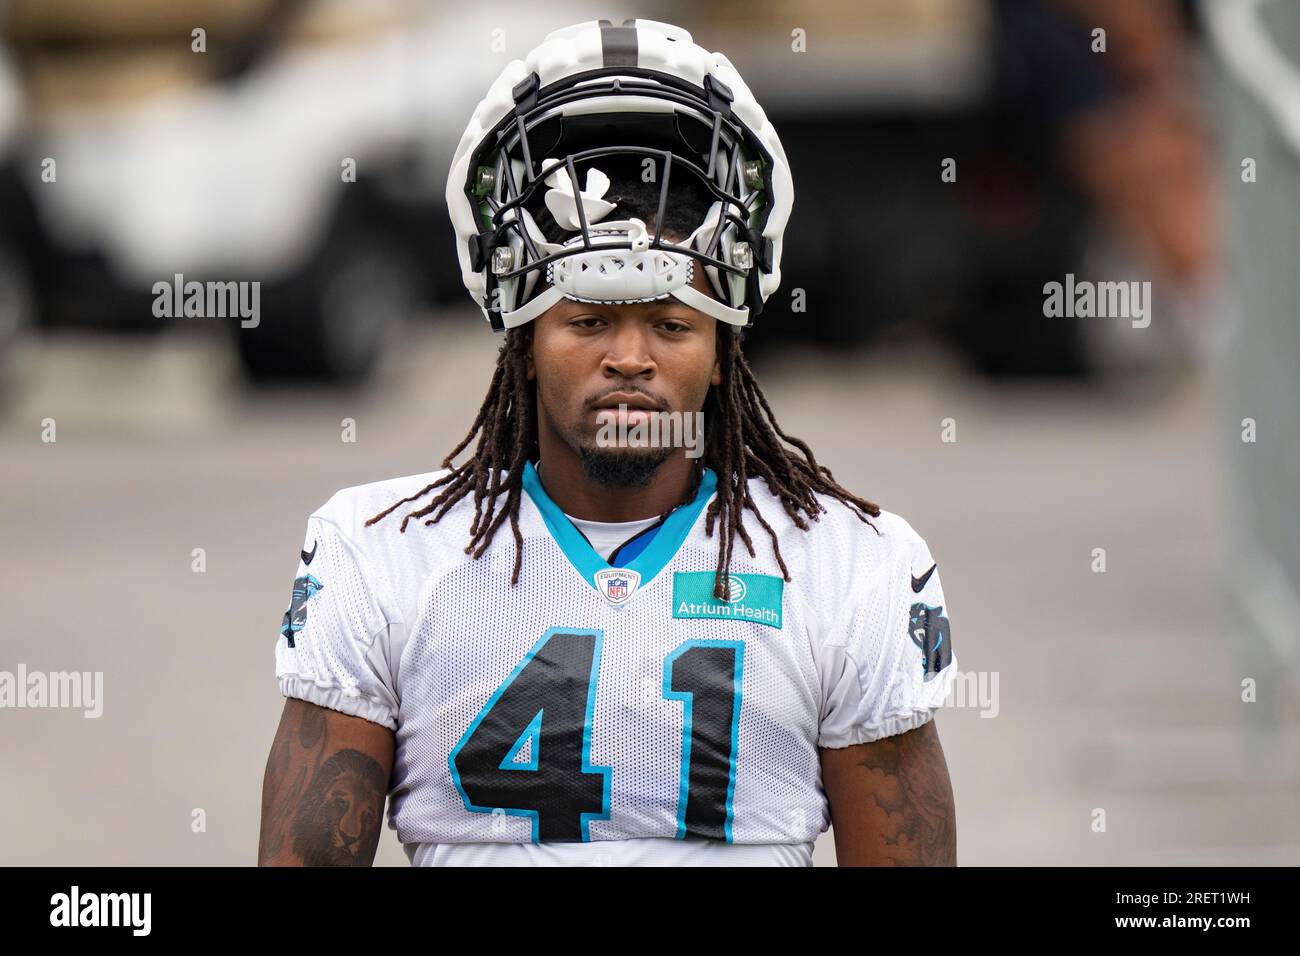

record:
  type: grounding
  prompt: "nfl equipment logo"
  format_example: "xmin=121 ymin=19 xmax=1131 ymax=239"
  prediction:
xmin=594 ymin=568 xmax=641 ymax=607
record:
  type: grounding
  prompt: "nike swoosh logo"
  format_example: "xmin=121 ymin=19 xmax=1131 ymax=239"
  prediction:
xmin=301 ymin=540 xmax=318 ymax=566
xmin=911 ymin=563 xmax=937 ymax=592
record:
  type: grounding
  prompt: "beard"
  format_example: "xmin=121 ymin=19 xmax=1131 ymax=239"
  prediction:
xmin=576 ymin=444 xmax=675 ymax=488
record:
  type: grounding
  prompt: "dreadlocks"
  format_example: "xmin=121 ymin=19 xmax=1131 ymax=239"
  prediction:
xmin=364 ymin=319 xmax=881 ymax=601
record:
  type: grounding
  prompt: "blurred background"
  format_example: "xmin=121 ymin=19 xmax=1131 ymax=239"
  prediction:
xmin=0 ymin=0 xmax=1296 ymax=865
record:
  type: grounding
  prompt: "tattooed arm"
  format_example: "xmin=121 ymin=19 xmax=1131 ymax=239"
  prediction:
xmin=258 ymin=697 xmax=395 ymax=866
xmin=819 ymin=719 xmax=956 ymax=866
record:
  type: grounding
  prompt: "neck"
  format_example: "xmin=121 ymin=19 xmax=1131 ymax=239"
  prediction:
xmin=533 ymin=436 xmax=698 ymax=522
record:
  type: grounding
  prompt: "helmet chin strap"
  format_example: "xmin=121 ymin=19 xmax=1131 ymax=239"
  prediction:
xmin=498 ymin=217 xmax=750 ymax=329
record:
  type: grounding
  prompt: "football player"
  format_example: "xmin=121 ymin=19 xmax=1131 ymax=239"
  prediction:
xmin=258 ymin=18 xmax=957 ymax=867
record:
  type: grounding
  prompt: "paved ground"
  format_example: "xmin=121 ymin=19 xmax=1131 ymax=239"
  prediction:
xmin=1 ymin=313 xmax=1296 ymax=865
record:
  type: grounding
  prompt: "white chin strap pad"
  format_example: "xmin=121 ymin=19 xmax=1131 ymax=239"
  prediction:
xmin=498 ymin=217 xmax=749 ymax=329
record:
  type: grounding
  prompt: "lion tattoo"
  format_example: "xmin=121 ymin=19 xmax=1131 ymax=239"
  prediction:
xmin=291 ymin=749 xmax=386 ymax=866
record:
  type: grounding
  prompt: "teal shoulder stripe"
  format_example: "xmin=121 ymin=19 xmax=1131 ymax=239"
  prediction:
xmin=521 ymin=460 xmax=606 ymax=587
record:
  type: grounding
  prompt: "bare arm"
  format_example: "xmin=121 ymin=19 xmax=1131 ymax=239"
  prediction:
xmin=258 ymin=697 xmax=395 ymax=866
xmin=819 ymin=718 xmax=956 ymax=866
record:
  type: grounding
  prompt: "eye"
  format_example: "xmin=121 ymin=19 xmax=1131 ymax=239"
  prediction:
xmin=658 ymin=318 xmax=692 ymax=333
xmin=569 ymin=315 xmax=605 ymax=329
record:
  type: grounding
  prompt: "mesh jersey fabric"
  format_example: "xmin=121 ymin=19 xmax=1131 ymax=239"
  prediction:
xmin=273 ymin=466 xmax=957 ymax=866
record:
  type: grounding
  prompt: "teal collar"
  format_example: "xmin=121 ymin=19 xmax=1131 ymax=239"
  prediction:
xmin=521 ymin=459 xmax=717 ymax=596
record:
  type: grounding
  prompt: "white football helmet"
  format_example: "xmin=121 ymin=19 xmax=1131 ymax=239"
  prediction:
xmin=446 ymin=18 xmax=793 ymax=331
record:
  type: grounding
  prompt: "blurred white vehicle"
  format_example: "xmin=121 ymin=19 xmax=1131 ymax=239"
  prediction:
xmin=17 ymin=0 xmax=589 ymax=382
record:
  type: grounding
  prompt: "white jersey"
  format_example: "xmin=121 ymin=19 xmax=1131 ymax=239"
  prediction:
xmin=274 ymin=461 xmax=957 ymax=866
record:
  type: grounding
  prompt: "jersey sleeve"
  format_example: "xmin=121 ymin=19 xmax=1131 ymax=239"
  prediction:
xmin=274 ymin=508 xmax=400 ymax=731
xmin=816 ymin=517 xmax=957 ymax=748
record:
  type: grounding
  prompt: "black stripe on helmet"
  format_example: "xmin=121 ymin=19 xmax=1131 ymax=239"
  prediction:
xmin=599 ymin=19 xmax=638 ymax=67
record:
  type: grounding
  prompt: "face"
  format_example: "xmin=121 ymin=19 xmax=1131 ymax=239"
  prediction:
xmin=527 ymin=256 xmax=723 ymax=486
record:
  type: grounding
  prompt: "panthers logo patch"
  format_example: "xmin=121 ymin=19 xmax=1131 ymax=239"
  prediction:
xmin=280 ymin=574 xmax=324 ymax=648
xmin=909 ymin=602 xmax=952 ymax=681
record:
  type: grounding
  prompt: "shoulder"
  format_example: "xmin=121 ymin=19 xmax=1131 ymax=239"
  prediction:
xmin=311 ymin=469 xmax=453 ymax=533
xmin=300 ymin=469 xmax=520 ymax=619
xmin=739 ymin=476 xmax=941 ymax=614
xmin=740 ymin=474 xmax=929 ymax=569
xmin=306 ymin=468 xmax=485 ymax=573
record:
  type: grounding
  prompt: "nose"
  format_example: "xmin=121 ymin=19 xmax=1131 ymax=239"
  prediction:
xmin=601 ymin=320 xmax=655 ymax=380
xmin=340 ymin=806 xmax=363 ymax=846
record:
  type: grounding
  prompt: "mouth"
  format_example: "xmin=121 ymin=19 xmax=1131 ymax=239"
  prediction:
xmin=590 ymin=392 xmax=671 ymax=445
xmin=590 ymin=391 xmax=665 ymax=412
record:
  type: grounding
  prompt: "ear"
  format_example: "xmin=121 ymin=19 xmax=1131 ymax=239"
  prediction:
xmin=526 ymin=352 xmax=535 ymax=381
xmin=710 ymin=354 xmax=721 ymax=386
